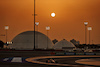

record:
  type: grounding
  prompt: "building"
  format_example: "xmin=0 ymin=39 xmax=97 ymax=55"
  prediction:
xmin=70 ymin=39 xmax=80 ymax=45
xmin=53 ymin=39 xmax=76 ymax=50
xmin=52 ymin=39 xmax=58 ymax=44
xmin=9 ymin=31 xmax=53 ymax=50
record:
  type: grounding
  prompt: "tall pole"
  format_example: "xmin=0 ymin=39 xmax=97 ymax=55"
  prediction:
xmin=46 ymin=26 xmax=50 ymax=49
xmin=88 ymin=27 xmax=92 ymax=45
xmin=35 ymin=22 xmax=39 ymax=49
xmin=34 ymin=0 xmax=36 ymax=49
xmin=6 ymin=30 xmax=7 ymax=43
xmin=37 ymin=25 xmax=38 ymax=49
xmin=85 ymin=25 xmax=87 ymax=44
xmin=84 ymin=22 xmax=88 ymax=45
xmin=5 ymin=26 xmax=9 ymax=44
xmin=5 ymin=26 xmax=9 ymax=48
xmin=47 ymin=30 xmax=48 ymax=49
xmin=89 ymin=30 xmax=90 ymax=44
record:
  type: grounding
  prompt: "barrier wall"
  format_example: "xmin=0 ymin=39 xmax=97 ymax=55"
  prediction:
xmin=51 ymin=52 xmax=100 ymax=55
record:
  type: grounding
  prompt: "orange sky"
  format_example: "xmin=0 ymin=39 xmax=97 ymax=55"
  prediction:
xmin=0 ymin=0 xmax=100 ymax=44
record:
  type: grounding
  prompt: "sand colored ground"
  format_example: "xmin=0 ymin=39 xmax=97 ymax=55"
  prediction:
xmin=75 ymin=58 xmax=100 ymax=66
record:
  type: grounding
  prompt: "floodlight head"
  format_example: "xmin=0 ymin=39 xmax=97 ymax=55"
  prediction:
xmin=35 ymin=22 xmax=39 ymax=26
xmin=88 ymin=27 xmax=92 ymax=30
xmin=46 ymin=26 xmax=50 ymax=30
xmin=84 ymin=22 xmax=88 ymax=25
xmin=5 ymin=26 xmax=9 ymax=30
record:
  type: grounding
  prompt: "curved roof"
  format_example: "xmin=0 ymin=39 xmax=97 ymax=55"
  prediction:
xmin=53 ymin=39 xmax=75 ymax=49
xmin=9 ymin=31 xmax=53 ymax=50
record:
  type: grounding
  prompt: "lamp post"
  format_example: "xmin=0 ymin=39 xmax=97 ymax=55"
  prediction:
xmin=5 ymin=26 xmax=9 ymax=45
xmin=35 ymin=22 xmax=39 ymax=31
xmin=35 ymin=22 xmax=39 ymax=49
xmin=88 ymin=27 xmax=92 ymax=44
xmin=46 ymin=26 xmax=50 ymax=49
xmin=84 ymin=22 xmax=88 ymax=45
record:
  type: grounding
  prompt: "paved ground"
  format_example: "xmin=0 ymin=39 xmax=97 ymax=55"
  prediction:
xmin=0 ymin=51 xmax=52 ymax=67
xmin=0 ymin=51 xmax=100 ymax=67
xmin=26 ymin=56 xmax=100 ymax=67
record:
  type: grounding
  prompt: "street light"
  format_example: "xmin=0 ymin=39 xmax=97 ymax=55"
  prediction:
xmin=88 ymin=27 xmax=92 ymax=44
xmin=5 ymin=26 xmax=9 ymax=45
xmin=46 ymin=26 xmax=50 ymax=49
xmin=51 ymin=12 xmax=55 ymax=17
xmin=35 ymin=22 xmax=39 ymax=31
xmin=84 ymin=22 xmax=88 ymax=44
xmin=35 ymin=22 xmax=39 ymax=49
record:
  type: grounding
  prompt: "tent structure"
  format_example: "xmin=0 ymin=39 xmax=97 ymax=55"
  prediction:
xmin=9 ymin=31 xmax=53 ymax=50
xmin=53 ymin=39 xmax=76 ymax=50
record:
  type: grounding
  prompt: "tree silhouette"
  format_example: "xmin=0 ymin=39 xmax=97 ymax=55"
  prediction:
xmin=0 ymin=40 xmax=4 ymax=48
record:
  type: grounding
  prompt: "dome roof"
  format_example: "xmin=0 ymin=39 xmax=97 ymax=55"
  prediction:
xmin=9 ymin=31 xmax=53 ymax=50
xmin=53 ymin=39 xmax=75 ymax=49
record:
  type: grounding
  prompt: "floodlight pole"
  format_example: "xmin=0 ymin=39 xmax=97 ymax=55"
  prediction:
xmin=89 ymin=30 xmax=90 ymax=44
xmin=88 ymin=27 xmax=92 ymax=44
xmin=34 ymin=0 xmax=36 ymax=49
xmin=5 ymin=26 xmax=9 ymax=44
xmin=85 ymin=25 xmax=87 ymax=44
xmin=47 ymin=30 xmax=48 ymax=49
xmin=6 ymin=29 xmax=7 ymax=43
xmin=84 ymin=22 xmax=88 ymax=45
xmin=46 ymin=26 xmax=50 ymax=49
xmin=35 ymin=22 xmax=39 ymax=49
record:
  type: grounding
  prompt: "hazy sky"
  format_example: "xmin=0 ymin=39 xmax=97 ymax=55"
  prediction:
xmin=0 ymin=0 xmax=100 ymax=44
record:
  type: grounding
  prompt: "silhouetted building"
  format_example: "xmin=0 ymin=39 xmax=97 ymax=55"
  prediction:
xmin=75 ymin=44 xmax=100 ymax=49
xmin=9 ymin=31 xmax=53 ymax=50
xmin=0 ymin=40 xmax=4 ymax=48
xmin=76 ymin=41 xmax=80 ymax=44
xmin=53 ymin=39 xmax=76 ymax=50
xmin=52 ymin=39 xmax=58 ymax=44
xmin=70 ymin=39 xmax=80 ymax=45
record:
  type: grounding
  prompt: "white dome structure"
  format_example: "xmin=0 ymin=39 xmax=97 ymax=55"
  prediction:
xmin=9 ymin=31 xmax=53 ymax=50
xmin=53 ymin=39 xmax=75 ymax=50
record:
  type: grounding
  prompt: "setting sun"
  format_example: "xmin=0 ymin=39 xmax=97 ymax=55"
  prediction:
xmin=51 ymin=13 xmax=55 ymax=17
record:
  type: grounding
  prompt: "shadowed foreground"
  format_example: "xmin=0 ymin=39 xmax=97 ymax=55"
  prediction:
xmin=0 ymin=50 xmax=100 ymax=67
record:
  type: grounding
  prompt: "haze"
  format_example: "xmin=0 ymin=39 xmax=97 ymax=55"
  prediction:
xmin=0 ymin=0 xmax=100 ymax=44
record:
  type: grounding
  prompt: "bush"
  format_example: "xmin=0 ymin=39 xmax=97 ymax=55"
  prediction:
xmin=0 ymin=40 xmax=4 ymax=48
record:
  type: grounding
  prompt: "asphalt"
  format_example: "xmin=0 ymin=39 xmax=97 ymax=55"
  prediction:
xmin=0 ymin=51 xmax=52 ymax=67
xmin=0 ymin=51 xmax=100 ymax=67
